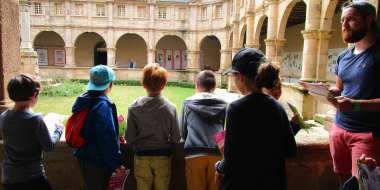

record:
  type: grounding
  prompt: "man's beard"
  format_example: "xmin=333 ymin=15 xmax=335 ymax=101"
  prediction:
xmin=342 ymin=26 xmax=367 ymax=43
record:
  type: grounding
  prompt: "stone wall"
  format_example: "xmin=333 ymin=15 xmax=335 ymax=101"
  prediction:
xmin=0 ymin=130 xmax=339 ymax=190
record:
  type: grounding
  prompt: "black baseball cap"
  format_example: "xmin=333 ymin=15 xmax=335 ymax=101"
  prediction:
xmin=223 ymin=48 xmax=266 ymax=79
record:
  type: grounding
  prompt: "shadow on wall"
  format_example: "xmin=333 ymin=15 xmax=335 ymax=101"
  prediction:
xmin=0 ymin=142 xmax=338 ymax=190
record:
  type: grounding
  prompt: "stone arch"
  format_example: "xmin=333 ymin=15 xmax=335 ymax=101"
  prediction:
xmin=115 ymin=33 xmax=147 ymax=68
xmin=278 ymin=0 xmax=307 ymax=80
xmin=278 ymin=0 xmax=306 ymax=39
xmin=199 ymin=35 xmax=221 ymax=71
xmin=74 ymin=32 xmax=107 ymax=67
xmin=155 ymin=35 xmax=187 ymax=70
xmin=33 ymin=31 xmax=65 ymax=66
xmin=321 ymin=0 xmax=339 ymax=30
xmin=254 ymin=15 xmax=268 ymax=53
xmin=239 ymin=24 xmax=247 ymax=48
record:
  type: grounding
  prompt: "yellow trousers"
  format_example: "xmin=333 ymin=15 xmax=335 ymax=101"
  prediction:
xmin=134 ymin=155 xmax=171 ymax=190
xmin=185 ymin=155 xmax=222 ymax=190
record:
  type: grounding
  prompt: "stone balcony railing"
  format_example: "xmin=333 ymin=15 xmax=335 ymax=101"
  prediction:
xmin=0 ymin=126 xmax=339 ymax=190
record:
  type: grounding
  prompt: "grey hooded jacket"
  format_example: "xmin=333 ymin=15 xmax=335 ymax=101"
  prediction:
xmin=125 ymin=95 xmax=180 ymax=153
xmin=181 ymin=92 xmax=227 ymax=156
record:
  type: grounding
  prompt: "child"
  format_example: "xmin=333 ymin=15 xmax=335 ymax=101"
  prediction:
xmin=125 ymin=63 xmax=181 ymax=190
xmin=72 ymin=65 xmax=123 ymax=190
xmin=181 ymin=70 xmax=226 ymax=190
xmin=0 ymin=74 xmax=63 ymax=190
xmin=215 ymin=48 xmax=297 ymax=190
xmin=258 ymin=63 xmax=301 ymax=135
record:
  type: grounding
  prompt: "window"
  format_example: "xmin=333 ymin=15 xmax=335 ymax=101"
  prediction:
xmin=54 ymin=3 xmax=63 ymax=15
xmin=117 ymin=5 xmax=126 ymax=17
xmin=179 ymin=8 xmax=186 ymax=20
xmin=215 ymin=5 xmax=222 ymax=18
xmin=33 ymin=2 xmax=42 ymax=14
xmin=158 ymin=7 xmax=167 ymax=19
xmin=74 ymin=3 xmax=83 ymax=16
xmin=96 ymin=4 xmax=106 ymax=16
xmin=138 ymin=6 xmax=146 ymax=18
xmin=201 ymin=7 xmax=207 ymax=20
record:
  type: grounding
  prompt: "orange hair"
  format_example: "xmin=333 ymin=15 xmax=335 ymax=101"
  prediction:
xmin=142 ymin=63 xmax=168 ymax=93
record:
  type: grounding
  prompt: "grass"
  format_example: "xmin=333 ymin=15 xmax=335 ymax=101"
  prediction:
xmin=34 ymin=85 xmax=194 ymax=117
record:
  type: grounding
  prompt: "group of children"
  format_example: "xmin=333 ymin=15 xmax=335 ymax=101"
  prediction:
xmin=0 ymin=48 xmax=298 ymax=190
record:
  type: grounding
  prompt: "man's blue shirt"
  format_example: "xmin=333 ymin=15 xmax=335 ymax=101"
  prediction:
xmin=335 ymin=46 xmax=380 ymax=132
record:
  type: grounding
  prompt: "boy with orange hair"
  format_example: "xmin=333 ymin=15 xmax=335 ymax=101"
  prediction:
xmin=125 ymin=63 xmax=181 ymax=190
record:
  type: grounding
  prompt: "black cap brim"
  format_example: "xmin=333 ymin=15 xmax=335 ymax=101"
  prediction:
xmin=223 ymin=67 xmax=239 ymax=75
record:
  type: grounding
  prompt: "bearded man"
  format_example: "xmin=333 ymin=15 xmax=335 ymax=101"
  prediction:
xmin=327 ymin=1 xmax=380 ymax=187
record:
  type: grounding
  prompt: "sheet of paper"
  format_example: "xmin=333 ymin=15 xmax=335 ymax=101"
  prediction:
xmin=299 ymin=81 xmax=330 ymax=97
xmin=43 ymin=112 xmax=68 ymax=141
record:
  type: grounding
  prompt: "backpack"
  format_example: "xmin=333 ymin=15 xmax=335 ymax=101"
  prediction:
xmin=65 ymin=108 xmax=90 ymax=148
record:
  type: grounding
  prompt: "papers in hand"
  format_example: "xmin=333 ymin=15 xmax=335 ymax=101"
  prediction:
xmin=43 ymin=112 xmax=67 ymax=141
xmin=107 ymin=169 xmax=130 ymax=190
xmin=298 ymin=81 xmax=330 ymax=97
xmin=214 ymin=131 xmax=225 ymax=154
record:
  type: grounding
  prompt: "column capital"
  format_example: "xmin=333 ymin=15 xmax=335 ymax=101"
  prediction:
xmin=264 ymin=38 xmax=287 ymax=46
xmin=187 ymin=50 xmax=200 ymax=54
xmin=318 ymin=30 xmax=334 ymax=40
xmin=220 ymin=49 xmax=232 ymax=54
xmin=301 ymin=30 xmax=320 ymax=39
xmin=106 ymin=47 xmax=116 ymax=51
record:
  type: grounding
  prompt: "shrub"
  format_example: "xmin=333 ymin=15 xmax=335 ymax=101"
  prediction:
xmin=40 ymin=81 xmax=85 ymax=97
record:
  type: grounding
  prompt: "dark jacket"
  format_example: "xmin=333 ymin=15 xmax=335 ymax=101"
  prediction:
xmin=180 ymin=92 xmax=226 ymax=156
xmin=73 ymin=91 xmax=122 ymax=172
xmin=0 ymin=110 xmax=62 ymax=184
xmin=216 ymin=93 xmax=296 ymax=190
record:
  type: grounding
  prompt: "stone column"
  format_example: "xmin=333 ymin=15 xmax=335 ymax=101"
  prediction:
xmin=300 ymin=0 xmax=321 ymax=81
xmin=0 ymin=0 xmax=21 ymax=111
xmin=19 ymin=0 xmax=38 ymax=76
xmin=245 ymin=12 xmax=255 ymax=48
xmin=265 ymin=38 xmax=286 ymax=65
xmin=231 ymin=21 xmax=240 ymax=57
xmin=316 ymin=30 xmax=333 ymax=82
xmin=300 ymin=30 xmax=319 ymax=81
xmin=264 ymin=1 xmax=278 ymax=62
xmin=147 ymin=48 xmax=156 ymax=65
xmin=65 ymin=46 xmax=75 ymax=67
xmin=186 ymin=50 xmax=200 ymax=71
xmin=107 ymin=47 xmax=116 ymax=68
xmin=220 ymin=49 xmax=232 ymax=71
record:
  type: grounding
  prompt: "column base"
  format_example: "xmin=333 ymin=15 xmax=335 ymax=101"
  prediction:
xmin=0 ymin=100 xmax=12 ymax=113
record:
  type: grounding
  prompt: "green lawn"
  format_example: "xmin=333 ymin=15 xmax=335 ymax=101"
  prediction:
xmin=34 ymin=85 xmax=194 ymax=117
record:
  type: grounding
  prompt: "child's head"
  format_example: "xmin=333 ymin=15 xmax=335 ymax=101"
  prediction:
xmin=195 ymin=70 xmax=216 ymax=93
xmin=142 ymin=63 xmax=168 ymax=95
xmin=224 ymin=48 xmax=266 ymax=94
xmin=87 ymin=65 xmax=115 ymax=94
xmin=7 ymin=74 xmax=40 ymax=104
xmin=256 ymin=63 xmax=282 ymax=99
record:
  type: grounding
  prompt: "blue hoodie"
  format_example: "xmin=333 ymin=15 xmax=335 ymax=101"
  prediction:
xmin=72 ymin=92 xmax=122 ymax=172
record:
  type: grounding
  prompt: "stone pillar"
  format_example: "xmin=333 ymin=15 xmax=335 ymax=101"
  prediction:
xmin=265 ymin=38 xmax=286 ymax=66
xmin=301 ymin=30 xmax=319 ymax=81
xmin=65 ymin=46 xmax=75 ymax=67
xmin=186 ymin=50 xmax=200 ymax=71
xmin=245 ymin=12 xmax=255 ymax=48
xmin=220 ymin=49 xmax=231 ymax=71
xmin=107 ymin=48 xmax=116 ymax=68
xmin=19 ymin=0 xmax=38 ymax=76
xmin=300 ymin=0 xmax=321 ymax=81
xmin=316 ymin=30 xmax=333 ymax=82
xmin=264 ymin=1 xmax=278 ymax=62
xmin=147 ymin=48 xmax=155 ymax=65
xmin=231 ymin=22 xmax=240 ymax=57
xmin=0 ymin=0 xmax=21 ymax=111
